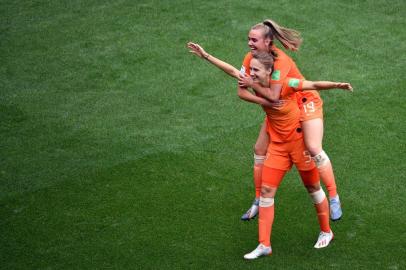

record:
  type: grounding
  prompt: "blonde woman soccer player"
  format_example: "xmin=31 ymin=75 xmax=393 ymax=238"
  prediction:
xmin=187 ymin=19 xmax=343 ymax=221
xmin=243 ymin=52 xmax=351 ymax=259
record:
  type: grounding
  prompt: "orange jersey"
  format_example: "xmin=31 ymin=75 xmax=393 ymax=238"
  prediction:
xmin=240 ymin=46 xmax=323 ymax=122
xmin=263 ymin=78 xmax=306 ymax=143
xmin=240 ymin=46 xmax=304 ymax=83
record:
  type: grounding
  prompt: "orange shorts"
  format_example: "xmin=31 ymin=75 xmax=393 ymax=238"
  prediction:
xmin=264 ymin=138 xmax=316 ymax=171
xmin=262 ymin=166 xmax=319 ymax=188
xmin=297 ymin=91 xmax=323 ymax=122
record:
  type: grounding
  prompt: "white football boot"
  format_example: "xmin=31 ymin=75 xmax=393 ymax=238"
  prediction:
xmin=330 ymin=195 xmax=343 ymax=221
xmin=314 ymin=230 xmax=334 ymax=249
xmin=241 ymin=198 xmax=259 ymax=221
xmin=243 ymin=243 xmax=272 ymax=260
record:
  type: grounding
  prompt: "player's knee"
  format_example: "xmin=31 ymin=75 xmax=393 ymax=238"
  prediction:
xmin=254 ymin=153 xmax=266 ymax=165
xmin=307 ymin=146 xmax=322 ymax=156
xmin=304 ymin=182 xmax=321 ymax=193
xmin=254 ymin=143 xmax=267 ymax=156
xmin=312 ymin=150 xmax=330 ymax=167
xmin=308 ymin=188 xmax=326 ymax=204
xmin=260 ymin=185 xmax=275 ymax=207
xmin=305 ymin=142 xmax=322 ymax=156
xmin=260 ymin=185 xmax=274 ymax=197
xmin=259 ymin=196 xmax=274 ymax=207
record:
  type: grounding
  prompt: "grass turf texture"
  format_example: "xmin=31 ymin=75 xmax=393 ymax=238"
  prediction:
xmin=1 ymin=0 xmax=405 ymax=269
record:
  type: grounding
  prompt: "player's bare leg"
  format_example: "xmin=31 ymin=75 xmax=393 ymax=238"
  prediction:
xmin=302 ymin=118 xmax=342 ymax=221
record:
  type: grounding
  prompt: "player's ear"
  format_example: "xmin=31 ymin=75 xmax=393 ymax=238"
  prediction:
xmin=264 ymin=37 xmax=272 ymax=47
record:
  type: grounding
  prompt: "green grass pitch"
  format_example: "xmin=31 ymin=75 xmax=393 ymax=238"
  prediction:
xmin=1 ymin=0 xmax=405 ymax=269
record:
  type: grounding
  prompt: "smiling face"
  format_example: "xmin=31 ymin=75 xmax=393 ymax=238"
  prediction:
xmin=248 ymin=28 xmax=271 ymax=53
xmin=249 ymin=58 xmax=272 ymax=86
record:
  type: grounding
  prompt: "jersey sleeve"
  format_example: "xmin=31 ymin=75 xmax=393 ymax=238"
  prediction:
xmin=288 ymin=60 xmax=305 ymax=80
xmin=240 ymin=52 xmax=252 ymax=76
xmin=271 ymin=47 xmax=305 ymax=84
xmin=270 ymin=48 xmax=291 ymax=85
xmin=286 ymin=78 xmax=304 ymax=92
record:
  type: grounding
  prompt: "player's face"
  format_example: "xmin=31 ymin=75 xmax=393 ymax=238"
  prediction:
xmin=248 ymin=29 xmax=271 ymax=53
xmin=250 ymin=58 xmax=272 ymax=86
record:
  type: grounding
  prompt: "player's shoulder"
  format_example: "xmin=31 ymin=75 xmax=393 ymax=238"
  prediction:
xmin=241 ymin=52 xmax=253 ymax=75
xmin=273 ymin=46 xmax=290 ymax=60
xmin=243 ymin=51 xmax=253 ymax=61
xmin=242 ymin=52 xmax=253 ymax=69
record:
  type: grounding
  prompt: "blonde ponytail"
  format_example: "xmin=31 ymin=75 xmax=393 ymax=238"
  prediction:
xmin=252 ymin=19 xmax=302 ymax=51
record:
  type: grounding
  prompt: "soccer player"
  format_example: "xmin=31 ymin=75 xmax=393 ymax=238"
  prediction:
xmin=187 ymin=19 xmax=343 ymax=221
xmin=243 ymin=52 xmax=351 ymax=259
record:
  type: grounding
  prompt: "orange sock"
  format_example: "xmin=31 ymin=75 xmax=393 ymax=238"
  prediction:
xmin=254 ymin=164 xmax=263 ymax=198
xmin=318 ymin=161 xmax=337 ymax=198
xmin=314 ymin=197 xmax=331 ymax=232
xmin=300 ymin=169 xmax=331 ymax=233
xmin=258 ymin=198 xmax=274 ymax=247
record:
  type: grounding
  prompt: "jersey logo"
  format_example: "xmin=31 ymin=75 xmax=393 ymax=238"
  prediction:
xmin=240 ymin=66 xmax=246 ymax=75
xmin=288 ymin=79 xmax=300 ymax=88
xmin=271 ymin=70 xmax=281 ymax=81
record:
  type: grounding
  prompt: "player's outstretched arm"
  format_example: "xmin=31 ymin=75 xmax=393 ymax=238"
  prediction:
xmin=302 ymin=81 xmax=353 ymax=92
xmin=187 ymin=42 xmax=240 ymax=79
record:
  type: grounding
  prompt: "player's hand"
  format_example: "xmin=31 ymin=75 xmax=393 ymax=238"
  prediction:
xmin=271 ymin=100 xmax=286 ymax=108
xmin=187 ymin=42 xmax=209 ymax=59
xmin=261 ymin=99 xmax=285 ymax=109
xmin=238 ymin=74 xmax=254 ymax=88
xmin=337 ymin=82 xmax=353 ymax=92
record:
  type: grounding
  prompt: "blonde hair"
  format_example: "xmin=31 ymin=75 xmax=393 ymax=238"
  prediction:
xmin=251 ymin=19 xmax=302 ymax=51
xmin=252 ymin=51 xmax=275 ymax=71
